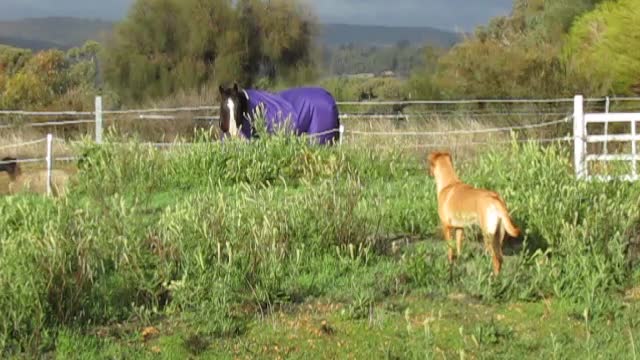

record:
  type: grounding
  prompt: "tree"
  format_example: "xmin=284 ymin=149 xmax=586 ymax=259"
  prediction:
xmin=407 ymin=46 xmax=446 ymax=99
xmin=0 ymin=45 xmax=32 ymax=77
xmin=1 ymin=72 xmax=50 ymax=109
xmin=102 ymin=0 xmax=195 ymax=101
xmin=563 ymin=0 xmax=640 ymax=95
xmin=414 ymin=0 xmax=607 ymax=99
xmin=238 ymin=0 xmax=318 ymax=86
xmin=433 ymin=38 xmax=570 ymax=99
xmin=102 ymin=0 xmax=318 ymax=103
xmin=1 ymin=50 xmax=68 ymax=109
xmin=0 ymin=43 xmax=103 ymax=110
xmin=0 ymin=45 xmax=32 ymax=94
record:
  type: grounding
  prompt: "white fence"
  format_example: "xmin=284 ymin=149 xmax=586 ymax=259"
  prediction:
xmin=0 ymin=95 xmax=584 ymax=144
xmin=1 ymin=95 xmax=640 ymax=196
xmin=573 ymin=94 xmax=640 ymax=181
xmin=0 ymin=134 xmax=60 ymax=195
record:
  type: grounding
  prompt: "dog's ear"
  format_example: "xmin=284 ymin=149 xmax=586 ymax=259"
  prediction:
xmin=443 ymin=152 xmax=453 ymax=165
xmin=427 ymin=152 xmax=436 ymax=163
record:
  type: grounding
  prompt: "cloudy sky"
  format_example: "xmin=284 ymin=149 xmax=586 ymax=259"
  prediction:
xmin=1 ymin=0 xmax=513 ymax=31
xmin=313 ymin=0 xmax=513 ymax=31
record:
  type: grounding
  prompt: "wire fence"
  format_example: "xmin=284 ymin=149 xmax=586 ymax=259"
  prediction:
xmin=0 ymin=96 xmax=588 ymax=151
xmin=0 ymin=112 xmax=574 ymax=129
xmin=344 ymin=116 xmax=571 ymax=136
xmin=0 ymin=116 xmax=573 ymax=162
xmin=1 ymin=95 xmax=639 ymax=193
xmin=0 ymin=138 xmax=47 ymax=151
xmin=366 ymin=136 xmax=576 ymax=150
xmin=0 ymin=95 xmax=638 ymax=119
xmin=0 ymin=95 xmax=597 ymax=156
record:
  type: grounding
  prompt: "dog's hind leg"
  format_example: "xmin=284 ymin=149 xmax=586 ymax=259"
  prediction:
xmin=488 ymin=224 xmax=504 ymax=276
xmin=455 ymin=229 xmax=464 ymax=258
xmin=443 ymin=225 xmax=455 ymax=262
xmin=498 ymin=218 xmax=506 ymax=248
xmin=482 ymin=205 xmax=504 ymax=275
xmin=443 ymin=225 xmax=456 ymax=283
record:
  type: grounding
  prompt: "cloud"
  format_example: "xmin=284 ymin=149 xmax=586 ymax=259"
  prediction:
xmin=1 ymin=0 xmax=513 ymax=30
xmin=308 ymin=0 xmax=513 ymax=30
xmin=1 ymin=0 xmax=132 ymax=20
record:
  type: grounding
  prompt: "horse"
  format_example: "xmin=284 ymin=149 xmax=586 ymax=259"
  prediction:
xmin=218 ymin=83 xmax=341 ymax=145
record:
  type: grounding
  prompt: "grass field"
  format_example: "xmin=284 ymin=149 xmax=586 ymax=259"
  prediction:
xmin=0 ymin=124 xmax=639 ymax=358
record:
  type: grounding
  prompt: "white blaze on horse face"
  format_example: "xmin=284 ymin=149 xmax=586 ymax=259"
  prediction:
xmin=226 ymin=98 xmax=238 ymax=137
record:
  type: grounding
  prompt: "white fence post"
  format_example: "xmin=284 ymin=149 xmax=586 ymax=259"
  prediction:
xmin=604 ymin=96 xmax=610 ymax=156
xmin=573 ymin=95 xmax=586 ymax=179
xmin=339 ymin=124 xmax=345 ymax=145
xmin=45 ymin=133 xmax=53 ymax=196
xmin=95 ymin=95 xmax=103 ymax=144
xmin=633 ymin=119 xmax=637 ymax=179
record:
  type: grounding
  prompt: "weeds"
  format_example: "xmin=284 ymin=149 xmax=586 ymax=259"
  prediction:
xmin=0 ymin=130 xmax=638 ymax=357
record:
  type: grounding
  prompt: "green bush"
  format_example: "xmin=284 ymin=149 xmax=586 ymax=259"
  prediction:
xmin=0 ymin=43 xmax=100 ymax=111
xmin=408 ymin=0 xmax=609 ymax=99
xmin=562 ymin=0 xmax=640 ymax=95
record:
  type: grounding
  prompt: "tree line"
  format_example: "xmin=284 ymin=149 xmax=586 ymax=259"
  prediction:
xmin=0 ymin=42 xmax=99 ymax=110
xmin=324 ymin=41 xmax=426 ymax=77
xmin=410 ymin=0 xmax=640 ymax=99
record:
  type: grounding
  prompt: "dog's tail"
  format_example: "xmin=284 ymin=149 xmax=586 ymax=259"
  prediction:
xmin=496 ymin=200 xmax=520 ymax=238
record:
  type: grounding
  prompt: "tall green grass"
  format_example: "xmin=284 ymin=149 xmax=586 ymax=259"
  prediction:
xmin=0 ymin=131 xmax=638 ymax=356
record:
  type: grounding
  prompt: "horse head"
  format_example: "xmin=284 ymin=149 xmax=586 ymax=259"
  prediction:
xmin=218 ymin=82 xmax=250 ymax=139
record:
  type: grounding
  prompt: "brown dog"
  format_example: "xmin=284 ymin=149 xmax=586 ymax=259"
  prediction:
xmin=427 ymin=151 xmax=520 ymax=275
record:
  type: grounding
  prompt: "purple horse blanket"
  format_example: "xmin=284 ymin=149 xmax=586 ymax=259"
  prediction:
xmin=239 ymin=87 xmax=340 ymax=145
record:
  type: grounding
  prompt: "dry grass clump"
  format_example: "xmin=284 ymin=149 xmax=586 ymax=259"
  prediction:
xmin=340 ymin=114 xmax=567 ymax=160
xmin=0 ymin=158 xmax=75 ymax=196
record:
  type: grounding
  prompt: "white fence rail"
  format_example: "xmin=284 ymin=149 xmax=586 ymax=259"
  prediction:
xmin=573 ymin=94 xmax=639 ymax=181
xmin=0 ymin=134 xmax=58 ymax=196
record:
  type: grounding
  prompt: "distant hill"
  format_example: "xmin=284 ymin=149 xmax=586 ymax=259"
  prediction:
xmin=0 ymin=36 xmax=59 ymax=51
xmin=0 ymin=17 xmax=461 ymax=52
xmin=0 ymin=17 xmax=112 ymax=50
xmin=320 ymin=23 xmax=461 ymax=48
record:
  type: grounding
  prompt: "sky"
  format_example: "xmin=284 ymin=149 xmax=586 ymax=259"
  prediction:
xmin=313 ymin=0 xmax=513 ymax=31
xmin=0 ymin=0 xmax=513 ymax=31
